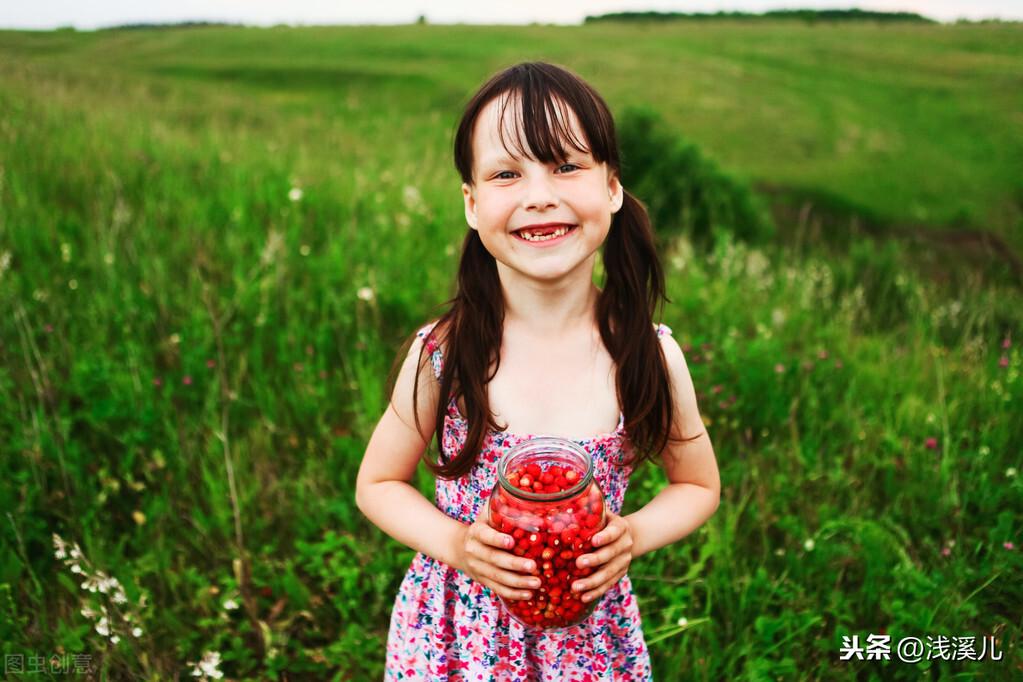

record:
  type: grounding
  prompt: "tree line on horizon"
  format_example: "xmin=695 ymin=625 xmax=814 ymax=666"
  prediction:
xmin=584 ymin=8 xmax=937 ymax=24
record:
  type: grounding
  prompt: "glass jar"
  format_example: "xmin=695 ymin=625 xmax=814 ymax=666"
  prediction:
xmin=489 ymin=437 xmax=608 ymax=630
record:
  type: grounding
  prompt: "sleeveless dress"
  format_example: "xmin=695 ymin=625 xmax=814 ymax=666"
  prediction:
xmin=384 ymin=321 xmax=674 ymax=681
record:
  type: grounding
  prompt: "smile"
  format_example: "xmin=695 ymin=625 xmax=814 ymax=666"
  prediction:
xmin=512 ymin=225 xmax=577 ymax=246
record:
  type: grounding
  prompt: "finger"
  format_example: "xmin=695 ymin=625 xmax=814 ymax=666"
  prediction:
xmin=581 ymin=572 xmax=625 ymax=603
xmin=472 ymin=521 xmax=514 ymax=551
xmin=573 ymin=555 xmax=630 ymax=595
xmin=471 ymin=543 xmax=538 ymax=575
xmin=578 ymin=531 xmax=633 ymax=569
xmin=591 ymin=519 xmax=624 ymax=547
xmin=487 ymin=566 xmax=543 ymax=599
xmin=479 ymin=576 xmax=534 ymax=602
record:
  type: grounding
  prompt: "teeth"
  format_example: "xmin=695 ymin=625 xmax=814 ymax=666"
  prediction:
xmin=520 ymin=226 xmax=571 ymax=242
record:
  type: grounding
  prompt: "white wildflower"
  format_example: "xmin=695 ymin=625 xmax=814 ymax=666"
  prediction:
xmin=53 ymin=533 xmax=68 ymax=560
xmin=288 ymin=187 xmax=303 ymax=202
xmin=191 ymin=651 xmax=224 ymax=679
xmin=356 ymin=286 xmax=375 ymax=302
xmin=1008 ymin=467 xmax=1018 ymax=478
xmin=110 ymin=634 xmax=120 ymax=645
xmin=774 ymin=548 xmax=785 ymax=557
xmin=676 ymin=616 xmax=688 ymax=627
xmin=70 ymin=564 xmax=83 ymax=574
xmin=169 ymin=333 xmax=181 ymax=345
xmin=132 ymin=626 xmax=143 ymax=638
xmin=979 ymin=445 xmax=990 ymax=456
xmin=402 ymin=185 xmax=423 ymax=211
xmin=81 ymin=605 xmax=97 ymax=619
xmin=95 ymin=617 xmax=110 ymax=637
xmin=804 ymin=538 xmax=815 ymax=552
xmin=61 ymin=243 xmax=72 ymax=262
xmin=223 ymin=598 xmax=239 ymax=611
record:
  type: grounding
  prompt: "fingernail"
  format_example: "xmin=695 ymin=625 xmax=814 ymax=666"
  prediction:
xmin=524 ymin=561 xmax=534 ymax=571
xmin=580 ymin=558 xmax=589 ymax=567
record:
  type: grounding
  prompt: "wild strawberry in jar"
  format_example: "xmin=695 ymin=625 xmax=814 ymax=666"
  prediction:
xmin=488 ymin=437 xmax=608 ymax=629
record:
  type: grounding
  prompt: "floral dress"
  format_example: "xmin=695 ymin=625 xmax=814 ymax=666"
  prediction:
xmin=384 ymin=321 xmax=674 ymax=681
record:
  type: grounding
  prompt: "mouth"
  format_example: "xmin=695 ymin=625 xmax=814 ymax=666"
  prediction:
xmin=512 ymin=223 xmax=578 ymax=245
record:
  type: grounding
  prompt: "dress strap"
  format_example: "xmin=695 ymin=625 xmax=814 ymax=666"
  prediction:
xmin=654 ymin=322 xmax=674 ymax=338
xmin=415 ymin=322 xmax=444 ymax=381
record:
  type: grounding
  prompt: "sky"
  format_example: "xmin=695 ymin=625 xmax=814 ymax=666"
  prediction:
xmin=1 ymin=0 xmax=1019 ymax=30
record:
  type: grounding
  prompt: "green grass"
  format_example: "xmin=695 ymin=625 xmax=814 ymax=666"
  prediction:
xmin=1 ymin=22 xmax=1021 ymax=679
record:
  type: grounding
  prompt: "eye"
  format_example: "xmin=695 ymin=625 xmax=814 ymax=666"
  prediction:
xmin=556 ymin=163 xmax=580 ymax=173
xmin=494 ymin=171 xmax=517 ymax=180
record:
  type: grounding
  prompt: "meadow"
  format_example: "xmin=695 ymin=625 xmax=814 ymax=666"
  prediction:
xmin=0 ymin=19 xmax=1021 ymax=680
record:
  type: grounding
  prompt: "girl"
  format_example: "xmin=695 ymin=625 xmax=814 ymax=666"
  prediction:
xmin=356 ymin=62 xmax=720 ymax=681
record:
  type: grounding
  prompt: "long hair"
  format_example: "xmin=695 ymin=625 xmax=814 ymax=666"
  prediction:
xmin=395 ymin=61 xmax=697 ymax=480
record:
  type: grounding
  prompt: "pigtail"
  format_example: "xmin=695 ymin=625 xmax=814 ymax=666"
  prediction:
xmin=598 ymin=189 xmax=681 ymax=466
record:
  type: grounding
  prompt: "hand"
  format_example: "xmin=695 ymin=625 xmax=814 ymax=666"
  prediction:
xmin=454 ymin=503 xmax=542 ymax=602
xmin=571 ymin=510 xmax=635 ymax=604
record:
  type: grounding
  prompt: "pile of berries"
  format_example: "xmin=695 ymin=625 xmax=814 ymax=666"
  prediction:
xmin=489 ymin=461 xmax=606 ymax=628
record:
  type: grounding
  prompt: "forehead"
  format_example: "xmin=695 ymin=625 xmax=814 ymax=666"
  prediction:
xmin=472 ymin=92 xmax=590 ymax=167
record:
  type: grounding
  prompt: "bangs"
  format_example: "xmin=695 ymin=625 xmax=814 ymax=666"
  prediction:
xmin=494 ymin=90 xmax=592 ymax=166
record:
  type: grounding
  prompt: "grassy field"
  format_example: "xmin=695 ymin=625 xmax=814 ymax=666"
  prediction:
xmin=1 ymin=20 xmax=1021 ymax=680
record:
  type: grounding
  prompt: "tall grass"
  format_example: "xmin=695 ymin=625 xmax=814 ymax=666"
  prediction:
xmin=1 ymin=23 xmax=1020 ymax=680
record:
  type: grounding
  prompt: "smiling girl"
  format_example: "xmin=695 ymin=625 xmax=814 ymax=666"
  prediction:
xmin=356 ymin=61 xmax=720 ymax=681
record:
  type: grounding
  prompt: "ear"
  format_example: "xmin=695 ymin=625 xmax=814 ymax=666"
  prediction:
xmin=608 ymin=173 xmax=624 ymax=215
xmin=462 ymin=182 xmax=478 ymax=230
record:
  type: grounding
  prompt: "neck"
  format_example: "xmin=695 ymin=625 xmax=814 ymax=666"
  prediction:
xmin=497 ymin=256 xmax=601 ymax=337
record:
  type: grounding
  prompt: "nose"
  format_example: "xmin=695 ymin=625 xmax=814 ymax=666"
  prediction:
xmin=521 ymin=172 xmax=560 ymax=211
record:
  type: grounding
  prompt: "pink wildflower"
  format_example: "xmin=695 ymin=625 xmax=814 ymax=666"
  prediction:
xmin=152 ymin=377 xmax=162 ymax=387
xmin=206 ymin=359 xmax=216 ymax=369
xmin=711 ymin=385 xmax=723 ymax=394
xmin=1003 ymin=338 xmax=1011 ymax=349
xmin=924 ymin=437 xmax=938 ymax=450
xmin=1004 ymin=542 xmax=1015 ymax=551
xmin=818 ymin=350 xmax=829 ymax=360
xmin=941 ymin=547 xmax=951 ymax=557
xmin=774 ymin=363 xmax=785 ymax=374
xmin=999 ymin=356 xmax=1009 ymax=368
xmin=182 ymin=375 xmax=192 ymax=386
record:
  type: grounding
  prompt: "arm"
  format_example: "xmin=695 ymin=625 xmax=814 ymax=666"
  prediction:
xmin=625 ymin=332 xmax=721 ymax=558
xmin=355 ymin=334 xmax=466 ymax=568
xmin=571 ymin=332 xmax=721 ymax=603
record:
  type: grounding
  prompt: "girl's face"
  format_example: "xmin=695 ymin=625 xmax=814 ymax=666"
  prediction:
xmin=462 ymin=94 xmax=624 ymax=284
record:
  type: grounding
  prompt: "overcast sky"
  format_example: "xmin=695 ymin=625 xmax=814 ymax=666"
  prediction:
xmin=1 ymin=1 xmax=1020 ymax=30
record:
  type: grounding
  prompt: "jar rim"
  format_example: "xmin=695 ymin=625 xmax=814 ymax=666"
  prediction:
xmin=496 ymin=437 xmax=594 ymax=502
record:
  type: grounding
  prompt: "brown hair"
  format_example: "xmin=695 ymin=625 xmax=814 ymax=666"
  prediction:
xmin=393 ymin=61 xmax=697 ymax=479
